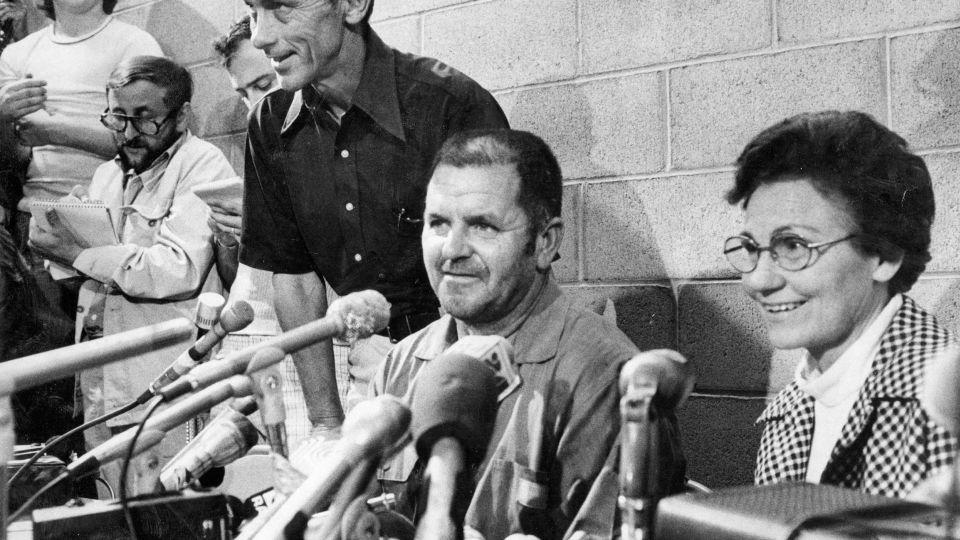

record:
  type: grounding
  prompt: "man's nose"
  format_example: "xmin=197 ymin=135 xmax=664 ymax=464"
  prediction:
xmin=440 ymin=225 xmax=471 ymax=261
xmin=249 ymin=12 xmax=276 ymax=51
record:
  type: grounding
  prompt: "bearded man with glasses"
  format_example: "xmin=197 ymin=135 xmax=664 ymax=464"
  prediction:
xmin=723 ymin=110 xmax=957 ymax=498
xmin=28 ymin=55 xmax=236 ymax=496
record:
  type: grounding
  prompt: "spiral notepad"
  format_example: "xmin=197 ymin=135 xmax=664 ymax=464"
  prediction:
xmin=29 ymin=199 xmax=119 ymax=247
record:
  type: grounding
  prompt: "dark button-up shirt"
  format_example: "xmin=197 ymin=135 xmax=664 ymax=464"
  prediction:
xmin=373 ymin=279 xmax=684 ymax=539
xmin=240 ymin=29 xmax=508 ymax=316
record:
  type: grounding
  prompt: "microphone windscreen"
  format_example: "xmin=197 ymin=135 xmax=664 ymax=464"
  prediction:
xmin=410 ymin=352 xmax=499 ymax=466
xmin=922 ymin=345 xmax=960 ymax=435
xmin=619 ymin=349 xmax=695 ymax=410
xmin=220 ymin=300 xmax=256 ymax=333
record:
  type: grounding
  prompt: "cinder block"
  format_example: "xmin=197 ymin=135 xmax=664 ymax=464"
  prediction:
xmin=189 ymin=63 xmax=247 ymax=139
xmin=677 ymin=282 xmax=800 ymax=394
xmin=582 ymin=174 xmax=743 ymax=281
xmin=779 ymin=0 xmax=960 ymax=44
xmin=891 ymin=28 xmax=960 ymax=150
xmin=373 ymin=16 xmax=421 ymax=55
xmin=118 ymin=0 xmax=237 ymax=65
xmin=422 ymin=0 xmax=577 ymax=91
xmin=207 ymin=133 xmax=247 ymax=175
xmin=678 ymin=394 xmax=767 ymax=488
xmin=372 ymin=0 xmax=469 ymax=22
xmin=671 ymin=41 xmax=885 ymax=169
xmin=906 ymin=276 xmax=960 ymax=334
xmin=926 ymin=152 xmax=960 ymax=273
xmin=561 ymin=284 xmax=677 ymax=351
xmin=581 ymin=0 xmax=770 ymax=73
xmin=555 ymin=185 xmax=580 ymax=283
xmin=497 ymin=73 xmax=664 ymax=180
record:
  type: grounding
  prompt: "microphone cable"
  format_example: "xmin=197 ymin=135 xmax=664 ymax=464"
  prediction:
xmin=7 ymin=398 xmax=140 ymax=487
xmin=118 ymin=397 xmax=164 ymax=540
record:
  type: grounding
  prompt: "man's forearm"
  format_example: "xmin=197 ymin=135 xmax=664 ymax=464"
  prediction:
xmin=273 ymin=271 xmax=344 ymax=427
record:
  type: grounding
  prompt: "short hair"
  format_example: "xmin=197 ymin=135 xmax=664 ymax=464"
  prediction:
xmin=432 ymin=129 xmax=563 ymax=236
xmin=213 ymin=16 xmax=252 ymax=69
xmin=41 ymin=0 xmax=116 ymax=20
xmin=106 ymin=56 xmax=193 ymax=112
xmin=727 ymin=110 xmax=935 ymax=295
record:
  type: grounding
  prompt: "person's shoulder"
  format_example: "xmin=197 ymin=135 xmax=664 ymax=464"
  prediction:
xmin=394 ymin=49 xmax=495 ymax=105
xmin=552 ymin=294 xmax=639 ymax=370
xmin=103 ymin=18 xmax=158 ymax=44
xmin=2 ymin=27 xmax=46 ymax=59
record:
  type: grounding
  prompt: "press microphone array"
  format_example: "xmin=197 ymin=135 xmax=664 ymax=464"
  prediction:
xmin=158 ymin=289 xmax=392 ymax=402
xmin=138 ymin=296 xmax=255 ymax=404
xmin=410 ymin=350 xmax=500 ymax=540
xmin=67 ymin=375 xmax=255 ymax=480
xmin=159 ymin=396 xmax=260 ymax=491
xmin=247 ymin=348 xmax=289 ymax=458
xmin=243 ymin=394 xmax=412 ymax=540
xmin=1 ymin=318 xmax=195 ymax=394
xmin=618 ymin=349 xmax=695 ymax=540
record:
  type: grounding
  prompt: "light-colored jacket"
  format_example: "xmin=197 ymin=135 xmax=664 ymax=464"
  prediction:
xmin=755 ymin=295 xmax=958 ymax=497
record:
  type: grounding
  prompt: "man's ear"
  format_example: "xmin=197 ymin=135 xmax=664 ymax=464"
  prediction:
xmin=535 ymin=216 xmax=564 ymax=272
xmin=342 ymin=0 xmax=372 ymax=26
xmin=175 ymin=102 xmax=192 ymax=132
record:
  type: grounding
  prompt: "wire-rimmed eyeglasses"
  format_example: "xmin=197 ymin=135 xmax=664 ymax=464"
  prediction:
xmin=723 ymin=234 xmax=858 ymax=273
xmin=99 ymin=109 xmax=177 ymax=136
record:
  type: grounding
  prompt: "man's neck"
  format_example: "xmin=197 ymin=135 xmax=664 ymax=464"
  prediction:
xmin=54 ymin=8 xmax=108 ymax=38
xmin=460 ymin=273 xmax=551 ymax=338
xmin=311 ymin=27 xmax=366 ymax=111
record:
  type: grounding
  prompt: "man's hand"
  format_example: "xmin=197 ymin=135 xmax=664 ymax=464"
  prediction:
xmin=207 ymin=212 xmax=241 ymax=238
xmin=15 ymin=108 xmax=60 ymax=147
xmin=0 ymin=2 xmax=26 ymax=28
xmin=28 ymin=209 xmax=85 ymax=266
xmin=0 ymin=77 xmax=45 ymax=122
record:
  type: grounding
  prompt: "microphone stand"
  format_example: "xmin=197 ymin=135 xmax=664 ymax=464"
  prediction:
xmin=619 ymin=381 xmax=658 ymax=540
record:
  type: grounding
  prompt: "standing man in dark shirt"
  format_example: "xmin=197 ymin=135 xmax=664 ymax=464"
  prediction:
xmin=240 ymin=0 xmax=508 ymax=436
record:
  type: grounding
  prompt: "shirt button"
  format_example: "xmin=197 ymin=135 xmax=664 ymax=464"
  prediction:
xmin=354 ymin=253 xmax=362 ymax=262
xmin=76 ymin=306 xmax=84 ymax=313
xmin=345 ymin=202 xmax=354 ymax=211
xmin=378 ymin=273 xmax=386 ymax=279
xmin=340 ymin=149 xmax=349 ymax=158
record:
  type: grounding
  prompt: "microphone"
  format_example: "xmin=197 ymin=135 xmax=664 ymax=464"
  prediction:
xmin=67 ymin=375 xmax=255 ymax=479
xmin=159 ymin=397 xmax=261 ymax=491
xmin=158 ymin=289 xmax=391 ymax=402
xmin=618 ymin=349 xmax=695 ymax=540
xmin=247 ymin=347 xmax=289 ymax=458
xmin=245 ymin=394 xmax=411 ymax=540
xmin=3 ymin=318 xmax=194 ymax=393
xmin=410 ymin=351 xmax=500 ymax=540
xmin=920 ymin=345 xmax=960 ymax=512
xmin=138 ymin=299 xmax=255 ymax=403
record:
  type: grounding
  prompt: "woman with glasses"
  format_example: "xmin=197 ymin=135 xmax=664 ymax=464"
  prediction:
xmin=723 ymin=110 xmax=956 ymax=497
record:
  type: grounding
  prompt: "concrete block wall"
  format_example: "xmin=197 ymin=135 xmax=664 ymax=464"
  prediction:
xmin=114 ymin=0 xmax=960 ymax=488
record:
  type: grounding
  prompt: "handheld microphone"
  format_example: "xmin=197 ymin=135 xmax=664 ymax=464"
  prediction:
xmin=411 ymin=351 xmax=500 ymax=540
xmin=618 ymin=349 xmax=695 ymax=540
xmin=245 ymin=394 xmax=411 ymax=540
xmin=138 ymin=299 xmax=255 ymax=403
xmin=159 ymin=396 xmax=261 ymax=491
xmin=3 ymin=318 xmax=194 ymax=393
xmin=67 ymin=375 xmax=255 ymax=479
xmin=247 ymin=347 xmax=289 ymax=458
xmin=158 ymin=290 xmax=391 ymax=402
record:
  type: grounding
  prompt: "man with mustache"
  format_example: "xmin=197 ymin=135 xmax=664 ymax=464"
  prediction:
xmin=373 ymin=130 xmax=686 ymax=539
xmin=28 ymin=55 xmax=236 ymax=494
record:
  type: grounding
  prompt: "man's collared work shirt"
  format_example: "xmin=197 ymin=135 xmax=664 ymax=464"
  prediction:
xmin=241 ymin=29 xmax=508 ymax=316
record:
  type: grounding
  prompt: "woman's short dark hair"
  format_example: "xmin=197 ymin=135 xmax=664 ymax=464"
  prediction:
xmin=727 ymin=110 xmax=934 ymax=294
xmin=41 ymin=0 xmax=117 ymax=20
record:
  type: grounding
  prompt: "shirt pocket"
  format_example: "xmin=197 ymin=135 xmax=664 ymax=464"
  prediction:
xmin=120 ymin=197 xmax=173 ymax=246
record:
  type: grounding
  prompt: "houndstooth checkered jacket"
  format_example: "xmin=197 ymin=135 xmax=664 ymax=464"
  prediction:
xmin=755 ymin=295 xmax=958 ymax=498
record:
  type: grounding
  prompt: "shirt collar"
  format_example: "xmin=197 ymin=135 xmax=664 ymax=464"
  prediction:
xmin=115 ymin=131 xmax=189 ymax=190
xmin=411 ymin=278 xmax=566 ymax=365
xmin=279 ymin=29 xmax=405 ymax=141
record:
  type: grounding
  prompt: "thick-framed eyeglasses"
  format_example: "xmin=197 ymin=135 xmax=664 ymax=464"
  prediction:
xmin=723 ymin=234 xmax=858 ymax=273
xmin=99 ymin=109 xmax=177 ymax=136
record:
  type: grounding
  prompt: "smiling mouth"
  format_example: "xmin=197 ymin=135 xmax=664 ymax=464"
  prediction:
xmin=762 ymin=301 xmax=805 ymax=314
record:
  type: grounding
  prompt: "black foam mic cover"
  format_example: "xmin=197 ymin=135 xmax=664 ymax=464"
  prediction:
xmin=410 ymin=351 xmax=500 ymax=467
